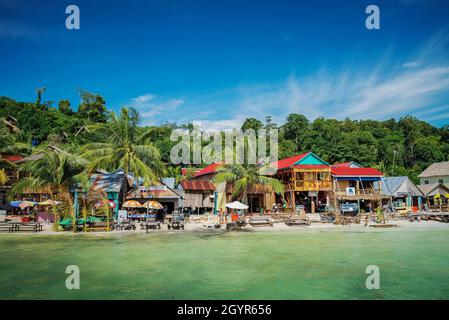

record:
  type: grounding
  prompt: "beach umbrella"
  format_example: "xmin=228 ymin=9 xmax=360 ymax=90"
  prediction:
xmin=38 ymin=199 xmax=60 ymax=206
xmin=9 ymin=200 xmax=24 ymax=208
xmin=225 ymin=201 xmax=249 ymax=210
xmin=143 ymin=200 xmax=163 ymax=209
xmin=122 ymin=200 xmax=143 ymax=208
xmin=18 ymin=200 xmax=37 ymax=209
xmin=9 ymin=200 xmax=22 ymax=208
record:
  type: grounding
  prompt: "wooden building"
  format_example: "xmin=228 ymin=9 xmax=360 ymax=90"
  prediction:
xmin=187 ymin=163 xmax=276 ymax=214
xmin=376 ymin=176 xmax=423 ymax=213
xmin=272 ymin=152 xmax=332 ymax=213
xmin=418 ymin=161 xmax=449 ymax=188
xmin=178 ymin=180 xmax=215 ymax=214
xmin=126 ymin=178 xmax=182 ymax=214
xmin=331 ymin=163 xmax=384 ymax=212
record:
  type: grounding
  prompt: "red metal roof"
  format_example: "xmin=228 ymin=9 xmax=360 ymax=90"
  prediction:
xmin=331 ymin=162 xmax=352 ymax=168
xmin=181 ymin=168 xmax=204 ymax=176
xmin=1 ymin=154 xmax=23 ymax=162
xmin=180 ymin=180 xmax=215 ymax=191
xmin=331 ymin=167 xmax=383 ymax=176
xmin=271 ymin=152 xmax=309 ymax=170
xmin=194 ymin=163 xmax=222 ymax=177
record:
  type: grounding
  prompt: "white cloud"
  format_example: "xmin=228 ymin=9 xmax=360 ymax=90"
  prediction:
xmin=402 ymin=61 xmax=421 ymax=68
xmin=129 ymin=32 xmax=449 ymax=130
xmin=176 ymin=32 xmax=449 ymax=128
xmin=129 ymin=93 xmax=184 ymax=125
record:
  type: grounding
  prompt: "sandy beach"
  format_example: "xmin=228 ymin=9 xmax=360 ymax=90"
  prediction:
xmin=2 ymin=216 xmax=448 ymax=237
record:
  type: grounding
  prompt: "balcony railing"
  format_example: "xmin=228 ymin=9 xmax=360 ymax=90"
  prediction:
xmin=285 ymin=180 xmax=332 ymax=191
xmin=334 ymin=188 xmax=381 ymax=196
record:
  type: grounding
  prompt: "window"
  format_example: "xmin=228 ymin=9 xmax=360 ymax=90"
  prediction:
xmin=424 ymin=180 xmax=429 ymax=185
xmin=439 ymin=179 xmax=444 ymax=184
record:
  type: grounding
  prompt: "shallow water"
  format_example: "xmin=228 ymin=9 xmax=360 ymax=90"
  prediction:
xmin=1 ymin=226 xmax=449 ymax=299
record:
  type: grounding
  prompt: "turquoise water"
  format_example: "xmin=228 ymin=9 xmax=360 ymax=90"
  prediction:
xmin=1 ymin=226 xmax=449 ymax=299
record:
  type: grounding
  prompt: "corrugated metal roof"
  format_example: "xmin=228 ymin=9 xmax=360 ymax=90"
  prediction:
xmin=271 ymin=152 xmax=309 ymax=170
xmin=331 ymin=167 xmax=383 ymax=177
xmin=180 ymin=180 xmax=215 ymax=191
xmin=376 ymin=177 xmax=423 ymax=197
xmin=331 ymin=161 xmax=362 ymax=168
xmin=90 ymin=170 xmax=130 ymax=193
xmin=126 ymin=185 xmax=181 ymax=199
xmin=194 ymin=163 xmax=222 ymax=177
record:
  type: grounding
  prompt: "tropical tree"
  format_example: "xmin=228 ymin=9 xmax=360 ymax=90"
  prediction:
xmin=213 ymin=164 xmax=284 ymax=205
xmin=0 ymin=169 xmax=8 ymax=185
xmin=81 ymin=107 xmax=164 ymax=202
xmin=11 ymin=146 xmax=88 ymax=231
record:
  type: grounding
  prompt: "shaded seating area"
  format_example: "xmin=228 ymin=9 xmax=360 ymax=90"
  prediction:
xmin=116 ymin=219 xmax=136 ymax=231
xmin=140 ymin=213 xmax=161 ymax=232
xmin=167 ymin=213 xmax=185 ymax=230
xmin=58 ymin=216 xmax=115 ymax=231
xmin=224 ymin=201 xmax=249 ymax=230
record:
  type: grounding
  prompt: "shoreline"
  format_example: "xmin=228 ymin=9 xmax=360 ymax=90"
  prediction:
xmin=1 ymin=219 xmax=448 ymax=237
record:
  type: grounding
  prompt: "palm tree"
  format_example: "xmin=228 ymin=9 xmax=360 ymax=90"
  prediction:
xmin=0 ymin=119 xmax=29 ymax=187
xmin=81 ymin=107 xmax=164 ymax=202
xmin=0 ymin=169 xmax=8 ymax=186
xmin=11 ymin=146 xmax=88 ymax=231
xmin=213 ymin=164 xmax=284 ymax=207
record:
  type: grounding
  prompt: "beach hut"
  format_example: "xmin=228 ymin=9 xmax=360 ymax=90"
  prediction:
xmin=418 ymin=161 xmax=449 ymax=188
xmin=178 ymin=180 xmax=215 ymax=215
xmin=125 ymin=178 xmax=182 ymax=214
xmin=375 ymin=177 xmax=424 ymax=213
xmin=87 ymin=169 xmax=134 ymax=218
xmin=417 ymin=183 xmax=449 ymax=211
xmin=190 ymin=163 xmax=275 ymax=214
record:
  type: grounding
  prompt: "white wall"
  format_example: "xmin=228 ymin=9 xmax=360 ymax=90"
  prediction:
xmin=420 ymin=176 xmax=449 ymax=188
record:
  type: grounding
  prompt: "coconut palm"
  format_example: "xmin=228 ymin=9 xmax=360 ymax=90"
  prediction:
xmin=81 ymin=107 xmax=164 ymax=202
xmin=213 ymin=164 xmax=284 ymax=205
xmin=0 ymin=169 xmax=8 ymax=186
xmin=11 ymin=146 xmax=88 ymax=231
xmin=0 ymin=119 xmax=29 ymax=186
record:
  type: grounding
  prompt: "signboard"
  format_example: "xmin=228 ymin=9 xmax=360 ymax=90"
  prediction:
xmin=346 ymin=187 xmax=356 ymax=196
xmin=118 ymin=210 xmax=127 ymax=222
xmin=0 ymin=210 xmax=6 ymax=222
xmin=308 ymin=192 xmax=318 ymax=197
xmin=148 ymin=186 xmax=167 ymax=191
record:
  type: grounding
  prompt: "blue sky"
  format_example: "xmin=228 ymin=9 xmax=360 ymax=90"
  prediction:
xmin=1 ymin=0 xmax=449 ymax=129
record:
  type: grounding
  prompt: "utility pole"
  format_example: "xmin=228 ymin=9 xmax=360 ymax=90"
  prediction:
xmin=392 ymin=150 xmax=397 ymax=176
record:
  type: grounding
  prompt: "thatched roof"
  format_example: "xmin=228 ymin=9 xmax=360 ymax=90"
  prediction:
xmin=418 ymin=161 xmax=449 ymax=178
